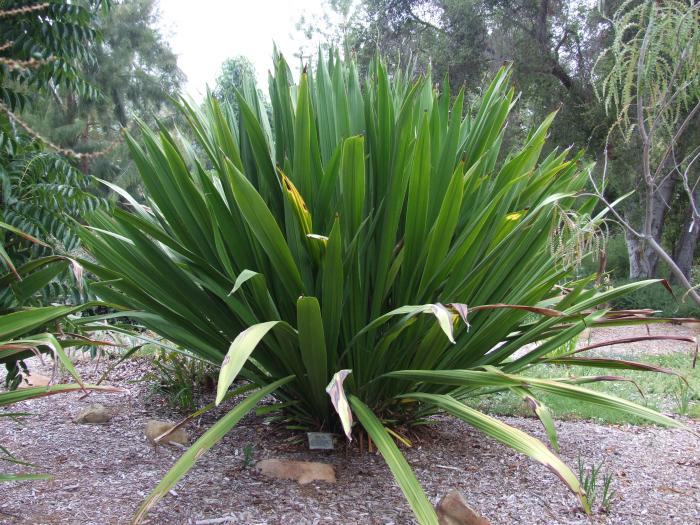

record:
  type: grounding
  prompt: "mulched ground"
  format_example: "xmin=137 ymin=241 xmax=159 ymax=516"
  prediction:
xmin=581 ymin=322 xmax=699 ymax=357
xmin=1 ymin=325 xmax=699 ymax=525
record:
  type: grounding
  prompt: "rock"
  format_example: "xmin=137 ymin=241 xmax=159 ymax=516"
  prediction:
xmin=145 ymin=420 xmax=189 ymax=449
xmin=256 ymin=459 xmax=336 ymax=485
xmin=18 ymin=372 xmax=51 ymax=388
xmin=73 ymin=403 xmax=111 ymax=424
xmin=436 ymin=491 xmax=490 ymax=525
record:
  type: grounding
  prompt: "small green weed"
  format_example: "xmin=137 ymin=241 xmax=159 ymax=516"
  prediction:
xmin=578 ymin=457 xmax=616 ymax=513
xmin=242 ymin=444 xmax=255 ymax=469
xmin=145 ymin=351 xmax=216 ymax=411
xmin=687 ymin=403 xmax=700 ymax=419
xmin=672 ymin=379 xmax=692 ymax=416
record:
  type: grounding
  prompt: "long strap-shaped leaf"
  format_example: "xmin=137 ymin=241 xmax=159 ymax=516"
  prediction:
xmin=0 ymin=304 xmax=95 ymax=340
xmin=225 ymin=159 xmax=304 ymax=300
xmin=0 ymin=473 xmax=52 ymax=483
xmin=215 ymin=321 xmax=297 ymax=405
xmin=524 ymin=376 xmax=684 ymax=427
xmin=510 ymin=386 xmax=559 ymax=452
xmin=0 ymin=384 xmax=124 ymax=406
xmin=297 ymin=297 xmax=328 ymax=414
xmin=132 ymin=376 xmax=293 ymax=525
xmin=401 ymin=392 xmax=589 ymax=513
xmin=388 ymin=368 xmax=683 ymax=429
xmin=349 ymin=395 xmax=439 ymax=525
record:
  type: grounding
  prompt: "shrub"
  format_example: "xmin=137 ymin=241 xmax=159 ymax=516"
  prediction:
xmin=610 ymin=280 xmax=700 ymax=318
xmin=80 ymin=50 xmax=683 ymax=523
xmin=145 ymin=350 xmax=216 ymax=411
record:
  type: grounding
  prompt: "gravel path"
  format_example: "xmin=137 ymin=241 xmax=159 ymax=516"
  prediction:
xmin=580 ymin=322 xmax=699 ymax=357
xmin=1 ymin=326 xmax=699 ymax=525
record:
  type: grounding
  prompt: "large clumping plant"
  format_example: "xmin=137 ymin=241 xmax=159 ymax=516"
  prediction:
xmin=80 ymin=49 xmax=686 ymax=523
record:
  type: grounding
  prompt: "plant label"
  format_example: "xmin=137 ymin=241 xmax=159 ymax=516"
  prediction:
xmin=307 ymin=432 xmax=334 ymax=450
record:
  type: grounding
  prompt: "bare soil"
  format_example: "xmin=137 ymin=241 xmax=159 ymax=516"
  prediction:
xmin=1 ymin=325 xmax=699 ymax=525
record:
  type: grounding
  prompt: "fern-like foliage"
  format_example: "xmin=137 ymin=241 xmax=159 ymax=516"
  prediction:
xmin=1 ymin=145 xmax=105 ymax=248
xmin=593 ymin=0 xmax=700 ymax=143
xmin=0 ymin=128 xmax=106 ymax=306
xmin=0 ymin=0 xmax=108 ymax=111
xmin=0 ymin=1 xmax=110 ymax=307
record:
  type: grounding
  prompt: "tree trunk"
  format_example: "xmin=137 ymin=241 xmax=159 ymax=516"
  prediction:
xmin=627 ymin=175 xmax=676 ymax=279
xmin=672 ymin=198 xmax=699 ymax=283
xmin=626 ymin=231 xmax=655 ymax=278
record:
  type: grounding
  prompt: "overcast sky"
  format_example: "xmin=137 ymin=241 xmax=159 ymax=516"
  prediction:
xmin=158 ymin=0 xmax=327 ymax=99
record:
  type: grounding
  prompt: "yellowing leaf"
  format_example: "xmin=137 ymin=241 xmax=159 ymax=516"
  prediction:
xmin=326 ymin=369 xmax=353 ymax=441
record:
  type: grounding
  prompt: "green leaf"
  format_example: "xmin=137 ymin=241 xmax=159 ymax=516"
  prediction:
xmin=402 ymin=392 xmax=589 ymax=513
xmin=357 ymin=303 xmax=459 ymax=344
xmin=321 ymin=219 xmax=343 ymax=363
xmin=216 ymin=321 xmax=296 ymax=405
xmin=0 ymin=221 xmax=49 ymax=247
xmin=0 ymin=473 xmax=52 ymax=482
xmin=340 ymin=136 xmax=366 ymax=240
xmin=0 ymin=304 xmax=93 ymax=340
xmin=225 ymin=160 xmax=305 ymax=299
xmin=0 ymin=384 xmax=123 ymax=407
xmin=401 ymin=115 xmax=431 ymax=295
xmin=297 ymin=296 xmax=328 ymax=413
xmin=229 ymin=269 xmax=262 ymax=296
xmin=511 ymin=386 xmax=559 ymax=452
xmin=10 ymin=261 xmax=68 ymax=303
xmin=349 ymin=395 xmax=439 ymax=524
xmin=393 ymin=368 xmax=683 ymax=429
xmin=131 ymin=377 xmax=293 ymax=524
xmin=524 ymin=376 xmax=683 ymax=428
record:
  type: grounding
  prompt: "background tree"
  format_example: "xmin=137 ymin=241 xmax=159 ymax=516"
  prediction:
xmin=212 ymin=54 xmax=272 ymax=130
xmin=21 ymin=0 xmax=184 ymax=196
xmin=1 ymin=0 xmax=107 ymax=288
xmin=1 ymin=0 xmax=181 ymax=303
xmin=592 ymin=0 xmax=700 ymax=303
xmin=213 ymin=55 xmax=257 ymax=105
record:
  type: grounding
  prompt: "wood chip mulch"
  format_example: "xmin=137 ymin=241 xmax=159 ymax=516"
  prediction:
xmin=1 ymin=326 xmax=699 ymax=524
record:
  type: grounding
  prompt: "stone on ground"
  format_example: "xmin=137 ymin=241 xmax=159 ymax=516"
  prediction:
xmin=256 ymin=459 xmax=336 ymax=485
xmin=73 ymin=403 xmax=111 ymax=424
xmin=436 ymin=490 xmax=491 ymax=525
xmin=144 ymin=420 xmax=189 ymax=447
xmin=18 ymin=372 xmax=51 ymax=387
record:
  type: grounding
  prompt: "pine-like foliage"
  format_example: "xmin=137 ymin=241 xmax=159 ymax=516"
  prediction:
xmin=594 ymin=0 xmax=700 ymax=140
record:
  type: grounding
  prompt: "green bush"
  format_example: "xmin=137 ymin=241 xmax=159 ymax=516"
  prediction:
xmin=145 ymin=350 xmax=216 ymax=411
xmin=81 ymin=50 xmax=682 ymax=524
xmin=610 ymin=280 xmax=700 ymax=318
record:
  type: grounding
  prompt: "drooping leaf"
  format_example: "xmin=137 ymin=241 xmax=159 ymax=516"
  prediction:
xmin=349 ymin=395 xmax=439 ymax=524
xmin=326 ymin=369 xmax=353 ymax=440
xmin=402 ymin=392 xmax=589 ymax=513
xmin=216 ymin=321 xmax=296 ymax=405
xmin=132 ymin=377 xmax=293 ymax=524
